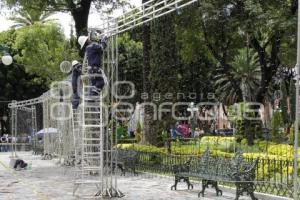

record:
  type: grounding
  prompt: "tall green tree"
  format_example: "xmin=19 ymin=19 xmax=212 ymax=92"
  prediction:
xmin=118 ymin=33 xmax=143 ymax=103
xmin=12 ymin=23 xmax=68 ymax=83
xmin=173 ymin=0 xmax=297 ymax=145
xmin=0 ymin=31 xmax=48 ymax=136
xmin=4 ymin=0 xmax=125 ymax=37
xmin=148 ymin=14 xmax=178 ymax=145
xmin=232 ymin=0 xmax=295 ymax=103
xmin=177 ymin=0 xmax=296 ymax=104
xmin=141 ymin=0 xmax=153 ymax=145
xmin=215 ymin=48 xmax=261 ymax=103
xmin=9 ymin=8 xmax=55 ymax=28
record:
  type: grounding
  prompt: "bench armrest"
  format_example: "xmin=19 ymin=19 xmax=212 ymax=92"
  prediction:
xmin=231 ymin=158 xmax=259 ymax=181
xmin=172 ymin=157 xmax=192 ymax=174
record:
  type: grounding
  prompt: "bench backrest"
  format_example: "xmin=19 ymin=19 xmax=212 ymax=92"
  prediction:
xmin=115 ymin=149 xmax=139 ymax=163
xmin=191 ymin=150 xmax=232 ymax=178
xmin=187 ymin=149 xmax=258 ymax=181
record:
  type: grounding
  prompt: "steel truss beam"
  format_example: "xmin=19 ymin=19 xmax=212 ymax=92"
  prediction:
xmin=97 ymin=0 xmax=198 ymax=36
xmin=8 ymin=92 xmax=50 ymax=108
xmin=16 ymin=106 xmax=33 ymax=112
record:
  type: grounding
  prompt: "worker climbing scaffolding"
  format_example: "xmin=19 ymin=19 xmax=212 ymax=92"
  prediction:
xmin=71 ymin=60 xmax=82 ymax=109
xmin=78 ymin=33 xmax=109 ymax=99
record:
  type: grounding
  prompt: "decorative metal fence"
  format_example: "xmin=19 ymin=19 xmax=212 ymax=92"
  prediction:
xmin=119 ymin=138 xmax=297 ymax=198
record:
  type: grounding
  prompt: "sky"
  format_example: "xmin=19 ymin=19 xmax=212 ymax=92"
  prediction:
xmin=0 ymin=0 xmax=142 ymax=37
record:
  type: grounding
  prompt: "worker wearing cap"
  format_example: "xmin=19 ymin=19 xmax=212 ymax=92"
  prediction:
xmin=78 ymin=35 xmax=108 ymax=97
xmin=71 ymin=60 xmax=82 ymax=109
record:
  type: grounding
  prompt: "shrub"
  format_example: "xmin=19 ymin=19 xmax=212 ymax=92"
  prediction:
xmin=254 ymin=139 xmax=275 ymax=152
xmin=266 ymin=144 xmax=300 ymax=160
xmin=200 ymin=136 xmax=236 ymax=152
xmin=271 ymin=110 xmax=284 ymax=142
xmin=117 ymin=143 xmax=166 ymax=154
xmin=171 ymin=145 xmax=203 ymax=155
xmin=135 ymin=121 xmax=142 ymax=142
xmin=117 ymin=125 xmax=128 ymax=139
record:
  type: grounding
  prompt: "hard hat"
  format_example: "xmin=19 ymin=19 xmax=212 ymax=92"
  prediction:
xmin=72 ymin=60 xmax=79 ymax=66
xmin=78 ymin=36 xmax=88 ymax=49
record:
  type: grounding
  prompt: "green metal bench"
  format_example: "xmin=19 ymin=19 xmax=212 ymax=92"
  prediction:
xmin=113 ymin=149 xmax=139 ymax=176
xmin=171 ymin=149 xmax=258 ymax=200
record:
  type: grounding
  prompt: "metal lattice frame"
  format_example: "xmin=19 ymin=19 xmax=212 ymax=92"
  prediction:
xmin=73 ymin=25 xmax=122 ymax=198
xmin=10 ymin=102 xmax=38 ymax=158
xmin=41 ymin=83 xmax=75 ymax=163
xmin=94 ymin=0 xmax=198 ymax=37
xmin=8 ymin=0 xmax=202 ymax=198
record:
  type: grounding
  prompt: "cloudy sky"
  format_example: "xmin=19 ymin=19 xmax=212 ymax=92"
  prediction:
xmin=0 ymin=0 xmax=142 ymax=36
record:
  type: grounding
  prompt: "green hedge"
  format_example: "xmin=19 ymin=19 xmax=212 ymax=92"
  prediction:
xmin=117 ymin=137 xmax=300 ymax=161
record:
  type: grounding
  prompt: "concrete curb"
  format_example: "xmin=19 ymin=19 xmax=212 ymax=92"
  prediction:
xmin=219 ymin=185 xmax=292 ymax=200
xmin=139 ymin=172 xmax=293 ymax=200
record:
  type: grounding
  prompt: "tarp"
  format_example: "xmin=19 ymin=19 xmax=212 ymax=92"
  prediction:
xmin=36 ymin=128 xmax=58 ymax=136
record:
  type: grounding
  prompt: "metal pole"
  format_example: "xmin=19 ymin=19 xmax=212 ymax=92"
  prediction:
xmin=293 ymin=1 xmax=300 ymax=199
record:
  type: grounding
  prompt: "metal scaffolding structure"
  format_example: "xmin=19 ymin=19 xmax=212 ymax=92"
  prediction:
xmin=97 ymin=0 xmax=198 ymax=37
xmin=7 ymin=0 xmax=201 ymax=199
xmin=10 ymin=102 xmax=37 ymax=157
xmin=73 ymin=28 xmax=122 ymax=198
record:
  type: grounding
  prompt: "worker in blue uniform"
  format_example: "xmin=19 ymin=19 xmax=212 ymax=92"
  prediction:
xmin=78 ymin=35 xmax=108 ymax=98
xmin=71 ymin=60 xmax=82 ymax=109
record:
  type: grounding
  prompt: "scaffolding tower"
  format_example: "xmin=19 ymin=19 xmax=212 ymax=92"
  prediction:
xmin=73 ymin=21 xmax=122 ymax=197
xmin=7 ymin=0 xmax=203 ymax=198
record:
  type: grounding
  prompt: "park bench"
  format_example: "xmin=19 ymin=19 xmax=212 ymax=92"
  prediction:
xmin=113 ymin=149 xmax=139 ymax=176
xmin=171 ymin=149 xmax=259 ymax=200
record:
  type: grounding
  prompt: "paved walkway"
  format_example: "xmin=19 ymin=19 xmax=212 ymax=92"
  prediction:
xmin=0 ymin=152 xmax=255 ymax=200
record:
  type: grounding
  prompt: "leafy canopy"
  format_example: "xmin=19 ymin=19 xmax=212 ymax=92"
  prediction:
xmin=11 ymin=23 xmax=68 ymax=83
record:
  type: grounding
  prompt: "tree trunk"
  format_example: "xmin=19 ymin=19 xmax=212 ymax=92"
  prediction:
xmin=149 ymin=14 xmax=178 ymax=146
xmin=142 ymin=0 xmax=153 ymax=145
xmin=142 ymin=11 xmax=178 ymax=146
xmin=251 ymin=31 xmax=281 ymax=103
xmin=70 ymin=0 xmax=92 ymax=37
xmin=68 ymin=0 xmax=92 ymax=55
xmin=291 ymin=0 xmax=298 ymax=15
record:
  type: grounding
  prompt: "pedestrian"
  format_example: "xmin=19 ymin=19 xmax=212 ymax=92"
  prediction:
xmin=13 ymin=159 xmax=28 ymax=170
xmin=77 ymin=34 xmax=108 ymax=98
xmin=1 ymin=135 xmax=8 ymax=152
xmin=0 ymin=136 xmax=3 ymax=152
xmin=71 ymin=60 xmax=82 ymax=109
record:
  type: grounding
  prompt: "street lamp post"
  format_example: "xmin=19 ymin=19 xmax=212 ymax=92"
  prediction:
xmin=187 ymin=102 xmax=198 ymax=137
xmin=0 ymin=44 xmax=13 ymax=66
xmin=294 ymin=0 xmax=300 ymax=199
xmin=2 ymin=115 xmax=7 ymax=122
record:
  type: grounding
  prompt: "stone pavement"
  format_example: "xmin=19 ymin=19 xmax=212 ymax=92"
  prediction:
xmin=0 ymin=152 xmax=275 ymax=200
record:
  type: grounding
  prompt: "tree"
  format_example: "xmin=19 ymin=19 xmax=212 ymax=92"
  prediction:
xmin=172 ymin=1 xmax=296 ymax=145
xmin=10 ymin=8 xmax=55 ymax=28
xmin=0 ymin=37 xmax=48 ymax=135
xmin=176 ymin=2 xmax=245 ymax=105
xmin=178 ymin=0 xmax=296 ymax=104
xmin=276 ymin=68 xmax=296 ymax=135
xmin=148 ymin=14 xmax=178 ymax=146
xmin=118 ymin=33 xmax=143 ymax=103
xmin=4 ymin=0 xmax=124 ymax=38
xmin=271 ymin=110 xmax=284 ymax=142
xmin=235 ymin=0 xmax=295 ymax=103
xmin=215 ymin=48 xmax=261 ymax=103
xmin=12 ymin=23 xmax=71 ymax=84
xmin=141 ymin=0 xmax=153 ymax=145
xmin=0 ymin=62 xmax=48 ymax=136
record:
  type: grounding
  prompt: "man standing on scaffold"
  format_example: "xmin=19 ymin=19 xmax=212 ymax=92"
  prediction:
xmin=77 ymin=33 xmax=108 ymax=99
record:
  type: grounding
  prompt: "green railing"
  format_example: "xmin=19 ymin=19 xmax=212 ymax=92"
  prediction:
xmin=134 ymin=151 xmax=294 ymax=197
xmin=118 ymin=139 xmax=296 ymax=198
